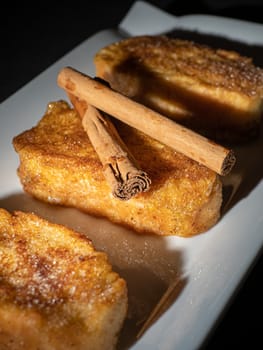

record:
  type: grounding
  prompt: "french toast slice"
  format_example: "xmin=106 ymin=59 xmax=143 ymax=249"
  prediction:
xmin=13 ymin=100 xmax=222 ymax=237
xmin=94 ymin=35 xmax=263 ymax=142
xmin=0 ymin=208 xmax=128 ymax=350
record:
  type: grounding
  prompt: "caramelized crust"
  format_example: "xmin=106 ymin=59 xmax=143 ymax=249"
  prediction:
xmin=0 ymin=208 xmax=128 ymax=350
xmin=13 ymin=100 xmax=222 ymax=237
xmin=94 ymin=35 xmax=263 ymax=142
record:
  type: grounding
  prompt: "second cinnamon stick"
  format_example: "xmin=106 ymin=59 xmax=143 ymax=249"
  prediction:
xmin=68 ymin=93 xmax=151 ymax=200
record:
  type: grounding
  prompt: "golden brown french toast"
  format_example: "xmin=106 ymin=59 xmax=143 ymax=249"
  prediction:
xmin=13 ymin=100 xmax=222 ymax=237
xmin=94 ymin=35 xmax=263 ymax=142
xmin=0 ymin=207 xmax=128 ymax=350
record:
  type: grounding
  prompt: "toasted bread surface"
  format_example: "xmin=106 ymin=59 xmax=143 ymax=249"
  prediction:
xmin=94 ymin=35 xmax=263 ymax=142
xmin=0 ymin=208 xmax=128 ymax=350
xmin=13 ymin=100 xmax=222 ymax=237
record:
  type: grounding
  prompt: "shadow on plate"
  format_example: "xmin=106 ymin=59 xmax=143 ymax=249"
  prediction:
xmin=221 ymin=121 xmax=263 ymax=214
xmin=0 ymin=193 xmax=187 ymax=349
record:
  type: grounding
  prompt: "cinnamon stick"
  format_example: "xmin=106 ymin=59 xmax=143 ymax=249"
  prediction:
xmin=68 ymin=93 xmax=151 ymax=200
xmin=58 ymin=66 xmax=236 ymax=176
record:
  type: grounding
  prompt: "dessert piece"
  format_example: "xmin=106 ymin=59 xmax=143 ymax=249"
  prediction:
xmin=13 ymin=100 xmax=222 ymax=237
xmin=0 ymin=208 xmax=128 ymax=350
xmin=94 ymin=35 xmax=263 ymax=142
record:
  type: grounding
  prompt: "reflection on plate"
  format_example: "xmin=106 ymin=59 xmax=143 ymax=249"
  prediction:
xmin=0 ymin=1 xmax=262 ymax=349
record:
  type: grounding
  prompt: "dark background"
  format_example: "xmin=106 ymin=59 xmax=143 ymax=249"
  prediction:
xmin=1 ymin=1 xmax=263 ymax=349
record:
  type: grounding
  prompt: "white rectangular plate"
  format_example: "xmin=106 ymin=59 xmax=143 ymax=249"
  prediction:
xmin=0 ymin=1 xmax=262 ymax=349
